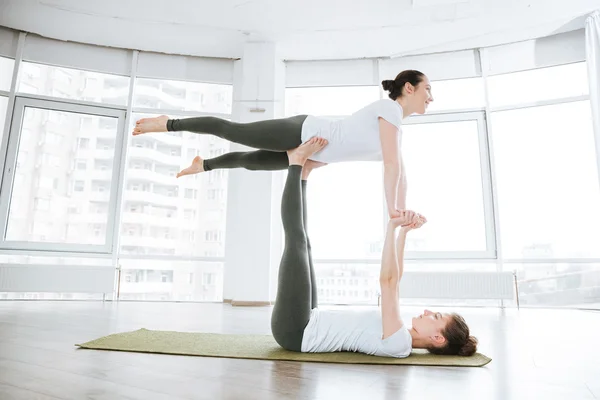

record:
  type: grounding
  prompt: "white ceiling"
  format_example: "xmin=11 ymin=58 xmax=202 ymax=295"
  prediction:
xmin=0 ymin=0 xmax=597 ymax=60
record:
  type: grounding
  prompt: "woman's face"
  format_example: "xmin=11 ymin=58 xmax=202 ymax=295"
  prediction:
xmin=411 ymin=76 xmax=433 ymax=114
xmin=412 ymin=309 xmax=450 ymax=345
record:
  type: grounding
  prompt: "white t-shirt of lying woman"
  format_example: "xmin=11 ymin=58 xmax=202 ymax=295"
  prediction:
xmin=301 ymin=307 xmax=412 ymax=358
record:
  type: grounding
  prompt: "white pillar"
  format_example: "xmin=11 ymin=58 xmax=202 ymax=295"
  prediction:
xmin=222 ymin=41 xmax=285 ymax=305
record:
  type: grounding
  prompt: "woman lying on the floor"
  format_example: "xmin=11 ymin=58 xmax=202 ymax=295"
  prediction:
xmin=271 ymin=138 xmax=478 ymax=358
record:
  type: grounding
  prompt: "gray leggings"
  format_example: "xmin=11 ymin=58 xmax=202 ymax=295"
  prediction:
xmin=204 ymin=149 xmax=289 ymax=172
xmin=167 ymin=115 xmax=307 ymax=172
xmin=270 ymin=165 xmax=318 ymax=352
xmin=167 ymin=115 xmax=306 ymax=151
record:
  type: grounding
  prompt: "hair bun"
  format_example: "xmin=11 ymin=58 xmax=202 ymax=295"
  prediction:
xmin=381 ymin=80 xmax=395 ymax=92
xmin=458 ymin=336 xmax=478 ymax=357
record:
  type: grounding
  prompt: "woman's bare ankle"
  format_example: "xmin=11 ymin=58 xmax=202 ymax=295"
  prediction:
xmin=287 ymin=137 xmax=327 ymax=167
xmin=288 ymin=155 xmax=307 ymax=166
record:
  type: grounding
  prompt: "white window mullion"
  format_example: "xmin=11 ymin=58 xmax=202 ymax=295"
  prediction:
xmin=480 ymin=47 xmax=505 ymax=283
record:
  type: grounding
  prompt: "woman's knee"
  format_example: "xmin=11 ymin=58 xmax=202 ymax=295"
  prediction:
xmin=271 ymin=329 xmax=303 ymax=352
xmin=283 ymin=231 xmax=308 ymax=249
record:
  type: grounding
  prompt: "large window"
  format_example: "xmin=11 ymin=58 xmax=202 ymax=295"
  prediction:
xmin=0 ymin=28 xmax=596 ymax=308
xmin=18 ymin=62 xmax=130 ymax=105
xmin=284 ymin=57 xmax=600 ymax=308
xmin=134 ymin=78 xmax=232 ymax=114
xmin=118 ymin=76 xmax=232 ymax=301
xmin=402 ymin=114 xmax=491 ymax=254
xmin=284 ymin=84 xmax=497 ymax=306
xmin=284 ymin=86 xmax=382 ymax=261
xmin=0 ymin=34 xmax=234 ymax=302
xmin=491 ymin=100 xmax=600 ymax=259
xmin=0 ymin=98 xmax=125 ymax=252
xmin=306 ymin=162 xmax=385 ymax=259
xmin=120 ymin=113 xmax=230 ymax=258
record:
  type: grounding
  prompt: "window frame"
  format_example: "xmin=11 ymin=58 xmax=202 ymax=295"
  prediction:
xmin=398 ymin=111 xmax=497 ymax=260
xmin=0 ymin=96 xmax=126 ymax=253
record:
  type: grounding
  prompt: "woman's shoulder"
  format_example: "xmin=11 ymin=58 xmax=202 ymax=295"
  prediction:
xmin=364 ymin=98 xmax=392 ymax=107
xmin=359 ymin=98 xmax=402 ymax=116
xmin=377 ymin=98 xmax=402 ymax=112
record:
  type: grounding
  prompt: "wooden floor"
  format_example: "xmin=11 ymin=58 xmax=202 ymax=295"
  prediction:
xmin=0 ymin=301 xmax=598 ymax=400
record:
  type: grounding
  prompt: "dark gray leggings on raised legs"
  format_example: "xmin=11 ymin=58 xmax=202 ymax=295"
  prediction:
xmin=167 ymin=115 xmax=308 ymax=172
xmin=203 ymin=150 xmax=289 ymax=172
xmin=167 ymin=115 xmax=308 ymax=151
xmin=169 ymin=114 xmax=318 ymax=350
xmin=270 ymin=165 xmax=318 ymax=352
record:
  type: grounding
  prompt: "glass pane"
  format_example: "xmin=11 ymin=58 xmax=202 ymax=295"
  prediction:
xmin=0 ymin=96 xmax=7 ymax=146
xmin=117 ymin=259 xmax=223 ymax=301
xmin=514 ymin=263 xmax=600 ymax=309
xmin=426 ymin=77 xmax=485 ymax=112
xmin=491 ymin=101 xmax=600 ymax=258
xmin=6 ymin=107 xmax=120 ymax=245
xmin=120 ymin=113 xmax=229 ymax=257
xmin=402 ymin=120 xmax=488 ymax=252
xmin=285 ymin=86 xmax=380 ymax=116
xmin=0 ymin=56 xmax=14 ymax=91
xmin=134 ymin=78 xmax=232 ymax=114
xmin=314 ymin=262 xmax=380 ymax=305
xmin=313 ymin=262 xmax=499 ymax=306
xmin=488 ymin=62 xmax=589 ymax=108
xmin=18 ymin=62 xmax=130 ymax=105
xmin=306 ymin=162 xmax=385 ymax=259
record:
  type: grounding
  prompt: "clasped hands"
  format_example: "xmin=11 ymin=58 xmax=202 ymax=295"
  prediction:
xmin=388 ymin=209 xmax=427 ymax=230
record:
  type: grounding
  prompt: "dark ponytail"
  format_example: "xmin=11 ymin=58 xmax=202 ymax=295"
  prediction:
xmin=381 ymin=70 xmax=426 ymax=100
xmin=381 ymin=80 xmax=395 ymax=92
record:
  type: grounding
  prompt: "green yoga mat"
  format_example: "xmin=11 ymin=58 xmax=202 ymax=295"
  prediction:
xmin=77 ymin=328 xmax=491 ymax=367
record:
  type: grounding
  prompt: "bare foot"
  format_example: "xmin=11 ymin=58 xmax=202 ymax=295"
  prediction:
xmin=287 ymin=137 xmax=328 ymax=166
xmin=176 ymin=156 xmax=204 ymax=178
xmin=132 ymin=115 xmax=169 ymax=135
xmin=302 ymin=159 xmax=327 ymax=180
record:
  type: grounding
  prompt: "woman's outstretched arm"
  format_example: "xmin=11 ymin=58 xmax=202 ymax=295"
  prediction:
xmin=379 ymin=118 xmax=406 ymax=217
xmin=380 ymin=211 xmax=425 ymax=339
